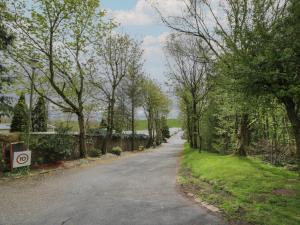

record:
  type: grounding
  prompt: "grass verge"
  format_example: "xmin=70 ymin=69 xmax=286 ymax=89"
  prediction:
xmin=178 ymin=143 xmax=300 ymax=225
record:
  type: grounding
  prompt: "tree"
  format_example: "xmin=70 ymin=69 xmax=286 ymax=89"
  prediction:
xmin=244 ymin=0 xmax=300 ymax=165
xmin=32 ymin=96 xmax=47 ymax=132
xmin=165 ymin=33 xmax=212 ymax=150
xmin=9 ymin=0 xmax=109 ymax=157
xmin=90 ymin=33 xmax=135 ymax=153
xmin=10 ymin=93 xmax=28 ymax=132
xmin=123 ymin=40 xmax=144 ymax=151
xmin=142 ymin=78 xmax=170 ymax=146
xmin=158 ymin=0 xmax=291 ymax=157
xmin=0 ymin=1 xmax=14 ymax=120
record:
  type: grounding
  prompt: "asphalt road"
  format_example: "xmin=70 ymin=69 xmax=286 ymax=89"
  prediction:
xmin=0 ymin=133 xmax=224 ymax=225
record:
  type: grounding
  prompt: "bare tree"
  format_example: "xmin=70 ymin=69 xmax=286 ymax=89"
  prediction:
xmin=165 ymin=33 xmax=211 ymax=150
xmin=90 ymin=33 xmax=132 ymax=153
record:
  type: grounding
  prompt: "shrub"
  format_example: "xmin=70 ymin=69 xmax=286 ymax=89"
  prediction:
xmin=111 ymin=146 xmax=122 ymax=156
xmin=28 ymin=125 xmax=74 ymax=163
xmin=88 ymin=148 xmax=101 ymax=157
xmin=162 ymin=125 xmax=170 ymax=139
xmin=161 ymin=116 xmax=170 ymax=139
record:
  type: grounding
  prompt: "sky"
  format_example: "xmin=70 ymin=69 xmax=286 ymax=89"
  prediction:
xmin=101 ymin=0 xmax=176 ymax=83
xmin=99 ymin=0 xmax=186 ymax=119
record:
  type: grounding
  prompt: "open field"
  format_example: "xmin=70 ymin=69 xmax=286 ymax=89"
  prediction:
xmin=178 ymin=144 xmax=300 ymax=225
xmin=51 ymin=119 xmax=181 ymax=132
xmin=135 ymin=119 xmax=181 ymax=130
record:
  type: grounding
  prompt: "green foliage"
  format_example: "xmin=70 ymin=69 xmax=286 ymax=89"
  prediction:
xmin=32 ymin=96 xmax=47 ymax=132
xmin=29 ymin=125 xmax=74 ymax=163
xmin=4 ymin=166 xmax=29 ymax=177
xmin=10 ymin=94 xmax=28 ymax=132
xmin=88 ymin=148 xmax=101 ymax=158
xmin=111 ymin=146 xmax=122 ymax=156
xmin=0 ymin=1 xmax=14 ymax=118
xmin=180 ymin=144 xmax=300 ymax=225
xmin=135 ymin=119 xmax=180 ymax=131
xmin=161 ymin=116 xmax=170 ymax=139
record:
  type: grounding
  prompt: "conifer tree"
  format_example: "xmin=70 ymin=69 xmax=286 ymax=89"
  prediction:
xmin=32 ymin=96 xmax=47 ymax=132
xmin=10 ymin=94 xmax=28 ymax=132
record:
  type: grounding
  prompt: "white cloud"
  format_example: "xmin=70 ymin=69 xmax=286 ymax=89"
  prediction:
xmin=142 ymin=32 xmax=170 ymax=59
xmin=110 ymin=0 xmax=184 ymax=26
xmin=149 ymin=0 xmax=185 ymax=17
xmin=111 ymin=0 xmax=155 ymax=26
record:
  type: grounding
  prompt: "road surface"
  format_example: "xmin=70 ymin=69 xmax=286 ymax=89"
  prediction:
xmin=0 ymin=133 xmax=224 ymax=225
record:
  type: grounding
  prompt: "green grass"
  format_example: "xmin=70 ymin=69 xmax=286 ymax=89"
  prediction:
xmin=51 ymin=121 xmax=99 ymax=132
xmin=179 ymin=143 xmax=300 ymax=225
xmin=135 ymin=119 xmax=181 ymax=130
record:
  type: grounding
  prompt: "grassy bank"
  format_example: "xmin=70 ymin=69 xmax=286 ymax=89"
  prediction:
xmin=178 ymin=144 xmax=300 ymax=225
xmin=52 ymin=119 xmax=181 ymax=132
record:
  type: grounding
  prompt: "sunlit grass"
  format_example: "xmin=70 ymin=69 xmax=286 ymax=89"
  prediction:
xmin=179 ymin=143 xmax=300 ymax=225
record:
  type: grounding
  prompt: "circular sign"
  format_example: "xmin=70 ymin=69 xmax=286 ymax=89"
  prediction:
xmin=16 ymin=153 xmax=29 ymax=164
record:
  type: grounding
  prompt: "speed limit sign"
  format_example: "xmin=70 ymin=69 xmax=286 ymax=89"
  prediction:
xmin=13 ymin=151 xmax=32 ymax=168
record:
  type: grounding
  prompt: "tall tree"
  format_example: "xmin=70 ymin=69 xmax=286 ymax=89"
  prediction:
xmin=158 ymin=0 xmax=289 ymax=157
xmin=10 ymin=93 xmax=28 ymax=132
xmin=9 ymin=0 xmax=108 ymax=157
xmin=0 ymin=1 xmax=14 ymax=120
xmin=123 ymin=40 xmax=144 ymax=151
xmin=32 ymin=96 xmax=47 ymax=132
xmin=244 ymin=0 xmax=300 ymax=166
xmin=142 ymin=78 xmax=170 ymax=146
xmin=90 ymin=33 xmax=133 ymax=153
xmin=165 ymin=33 xmax=212 ymax=150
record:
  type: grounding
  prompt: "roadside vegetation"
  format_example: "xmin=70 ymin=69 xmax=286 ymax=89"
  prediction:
xmin=0 ymin=0 xmax=172 ymax=167
xmin=179 ymin=144 xmax=300 ymax=225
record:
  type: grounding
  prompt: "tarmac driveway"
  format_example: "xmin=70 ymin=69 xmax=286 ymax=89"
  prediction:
xmin=0 ymin=133 xmax=224 ymax=225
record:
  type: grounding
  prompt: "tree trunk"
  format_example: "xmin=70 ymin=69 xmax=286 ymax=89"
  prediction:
xmin=77 ymin=113 xmax=87 ymax=158
xmin=295 ymin=129 xmax=300 ymax=169
xmin=146 ymin=112 xmax=153 ymax=147
xmin=282 ymin=97 xmax=300 ymax=169
xmin=131 ymin=102 xmax=135 ymax=151
xmin=186 ymin=106 xmax=193 ymax=143
xmin=236 ymin=113 xmax=249 ymax=156
xmin=191 ymin=97 xmax=198 ymax=149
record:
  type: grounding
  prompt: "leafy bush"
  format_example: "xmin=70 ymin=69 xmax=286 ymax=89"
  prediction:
xmin=88 ymin=148 xmax=101 ymax=157
xmin=111 ymin=146 xmax=122 ymax=156
xmin=161 ymin=116 xmax=170 ymax=139
xmin=162 ymin=125 xmax=170 ymax=139
xmin=29 ymin=125 xmax=74 ymax=163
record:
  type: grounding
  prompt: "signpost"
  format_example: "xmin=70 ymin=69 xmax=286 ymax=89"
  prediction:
xmin=9 ymin=142 xmax=31 ymax=171
xmin=12 ymin=151 xmax=31 ymax=168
